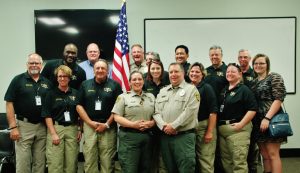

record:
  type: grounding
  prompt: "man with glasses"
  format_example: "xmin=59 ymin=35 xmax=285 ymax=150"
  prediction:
xmin=4 ymin=53 xmax=52 ymax=173
xmin=41 ymin=43 xmax=86 ymax=89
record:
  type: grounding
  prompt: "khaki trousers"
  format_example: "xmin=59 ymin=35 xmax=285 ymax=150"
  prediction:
xmin=83 ymin=122 xmax=117 ymax=173
xmin=16 ymin=120 xmax=46 ymax=173
xmin=195 ymin=119 xmax=217 ymax=173
xmin=218 ymin=122 xmax=252 ymax=173
xmin=46 ymin=124 xmax=79 ymax=173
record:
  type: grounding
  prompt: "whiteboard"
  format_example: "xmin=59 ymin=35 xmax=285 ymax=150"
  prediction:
xmin=144 ymin=17 xmax=296 ymax=94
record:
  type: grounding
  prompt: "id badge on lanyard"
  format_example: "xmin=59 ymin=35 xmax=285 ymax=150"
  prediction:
xmin=35 ymin=96 xmax=42 ymax=106
xmin=64 ymin=111 xmax=71 ymax=122
xmin=95 ymin=100 xmax=102 ymax=110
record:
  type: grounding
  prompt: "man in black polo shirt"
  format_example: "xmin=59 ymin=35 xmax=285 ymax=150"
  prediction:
xmin=205 ymin=45 xmax=228 ymax=100
xmin=4 ymin=53 xmax=52 ymax=173
xmin=175 ymin=45 xmax=191 ymax=82
xmin=238 ymin=49 xmax=259 ymax=173
xmin=76 ymin=59 xmax=122 ymax=173
xmin=41 ymin=43 xmax=86 ymax=89
xmin=204 ymin=45 xmax=228 ymax=173
xmin=238 ymin=49 xmax=255 ymax=88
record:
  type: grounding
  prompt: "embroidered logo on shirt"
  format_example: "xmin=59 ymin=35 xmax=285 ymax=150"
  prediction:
xmin=217 ymin=72 xmax=224 ymax=77
xmin=230 ymin=91 xmax=236 ymax=96
xmin=41 ymin=83 xmax=49 ymax=89
xmin=69 ymin=96 xmax=76 ymax=101
xmin=104 ymin=87 xmax=112 ymax=92
xmin=71 ymin=75 xmax=77 ymax=80
xmin=25 ymin=83 xmax=33 ymax=87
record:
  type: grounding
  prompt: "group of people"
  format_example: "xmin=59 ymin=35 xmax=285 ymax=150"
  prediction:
xmin=4 ymin=42 xmax=287 ymax=173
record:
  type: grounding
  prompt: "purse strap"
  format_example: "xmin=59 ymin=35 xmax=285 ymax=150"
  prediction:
xmin=281 ymin=103 xmax=287 ymax=113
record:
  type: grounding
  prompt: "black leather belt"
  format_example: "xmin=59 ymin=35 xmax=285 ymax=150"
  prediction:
xmin=162 ymin=129 xmax=195 ymax=136
xmin=176 ymin=129 xmax=195 ymax=135
xmin=17 ymin=116 xmax=41 ymax=124
xmin=54 ymin=121 xmax=75 ymax=127
xmin=119 ymin=127 xmax=151 ymax=134
xmin=218 ymin=119 xmax=239 ymax=126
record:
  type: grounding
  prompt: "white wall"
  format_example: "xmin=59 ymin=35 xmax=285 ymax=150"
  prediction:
xmin=0 ymin=0 xmax=299 ymax=148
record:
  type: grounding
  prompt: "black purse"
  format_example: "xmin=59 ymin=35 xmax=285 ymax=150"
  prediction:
xmin=269 ymin=104 xmax=293 ymax=137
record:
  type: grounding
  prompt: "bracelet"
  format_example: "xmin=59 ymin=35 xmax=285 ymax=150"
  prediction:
xmin=104 ymin=123 xmax=110 ymax=129
xmin=8 ymin=126 xmax=18 ymax=130
xmin=264 ymin=116 xmax=271 ymax=121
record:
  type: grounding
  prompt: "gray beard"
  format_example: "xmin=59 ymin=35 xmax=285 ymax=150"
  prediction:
xmin=30 ymin=70 xmax=39 ymax=75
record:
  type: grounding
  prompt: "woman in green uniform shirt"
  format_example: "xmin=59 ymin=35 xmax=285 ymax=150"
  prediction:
xmin=42 ymin=65 xmax=81 ymax=173
xmin=218 ymin=63 xmax=257 ymax=173
xmin=112 ymin=71 xmax=156 ymax=173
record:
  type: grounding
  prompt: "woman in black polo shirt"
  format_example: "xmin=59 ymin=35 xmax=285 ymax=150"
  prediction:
xmin=143 ymin=57 xmax=169 ymax=97
xmin=218 ymin=63 xmax=257 ymax=173
xmin=188 ymin=62 xmax=218 ymax=173
xmin=42 ymin=65 xmax=81 ymax=173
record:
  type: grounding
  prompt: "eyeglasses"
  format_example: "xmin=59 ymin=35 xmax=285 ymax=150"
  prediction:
xmin=58 ymin=75 xmax=69 ymax=78
xmin=253 ymin=62 xmax=266 ymax=66
xmin=27 ymin=62 xmax=41 ymax=65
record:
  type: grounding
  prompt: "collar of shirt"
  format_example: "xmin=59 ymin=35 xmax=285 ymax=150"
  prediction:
xmin=167 ymin=80 xmax=186 ymax=91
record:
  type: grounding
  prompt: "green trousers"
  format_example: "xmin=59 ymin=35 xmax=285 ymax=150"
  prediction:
xmin=160 ymin=132 xmax=196 ymax=173
xmin=118 ymin=130 xmax=152 ymax=173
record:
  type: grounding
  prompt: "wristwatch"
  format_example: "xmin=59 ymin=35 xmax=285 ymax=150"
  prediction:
xmin=104 ymin=122 xmax=110 ymax=129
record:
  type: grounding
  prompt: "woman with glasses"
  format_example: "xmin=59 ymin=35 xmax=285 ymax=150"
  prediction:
xmin=112 ymin=71 xmax=156 ymax=173
xmin=188 ymin=62 xmax=218 ymax=173
xmin=251 ymin=54 xmax=286 ymax=173
xmin=42 ymin=65 xmax=82 ymax=173
xmin=218 ymin=63 xmax=257 ymax=173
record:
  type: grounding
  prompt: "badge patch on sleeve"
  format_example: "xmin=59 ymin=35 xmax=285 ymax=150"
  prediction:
xmin=115 ymin=96 xmax=121 ymax=103
xmin=195 ymin=92 xmax=200 ymax=102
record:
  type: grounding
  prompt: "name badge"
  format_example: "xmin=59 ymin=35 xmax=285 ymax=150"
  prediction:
xmin=95 ymin=100 xmax=101 ymax=110
xmin=35 ymin=96 xmax=42 ymax=106
xmin=64 ymin=111 xmax=71 ymax=122
xmin=220 ymin=104 xmax=224 ymax=113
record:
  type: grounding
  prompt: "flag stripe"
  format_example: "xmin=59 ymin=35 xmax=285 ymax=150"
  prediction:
xmin=112 ymin=2 xmax=130 ymax=91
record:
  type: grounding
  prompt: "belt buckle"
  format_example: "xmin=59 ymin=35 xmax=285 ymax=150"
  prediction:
xmin=23 ymin=117 xmax=29 ymax=123
xmin=225 ymin=120 xmax=231 ymax=125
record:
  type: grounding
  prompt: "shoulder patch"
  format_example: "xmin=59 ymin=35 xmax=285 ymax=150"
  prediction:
xmin=195 ymin=92 xmax=200 ymax=102
xmin=115 ymin=95 xmax=121 ymax=103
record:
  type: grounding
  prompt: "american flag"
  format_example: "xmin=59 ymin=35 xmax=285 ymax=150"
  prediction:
xmin=112 ymin=1 xmax=130 ymax=91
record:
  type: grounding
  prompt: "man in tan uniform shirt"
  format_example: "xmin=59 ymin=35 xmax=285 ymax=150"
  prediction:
xmin=154 ymin=62 xmax=200 ymax=173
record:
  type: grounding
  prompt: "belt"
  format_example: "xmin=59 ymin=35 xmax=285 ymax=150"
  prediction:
xmin=54 ymin=121 xmax=75 ymax=127
xmin=176 ymin=129 xmax=195 ymax=135
xmin=119 ymin=127 xmax=151 ymax=134
xmin=162 ymin=129 xmax=195 ymax=136
xmin=218 ymin=119 xmax=239 ymax=126
xmin=17 ymin=116 xmax=40 ymax=124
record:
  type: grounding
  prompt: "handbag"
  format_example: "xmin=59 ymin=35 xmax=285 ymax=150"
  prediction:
xmin=269 ymin=104 xmax=293 ymax=137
